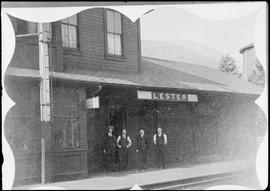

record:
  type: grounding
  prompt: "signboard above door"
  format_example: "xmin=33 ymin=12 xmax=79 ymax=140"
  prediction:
xmin=137 ymin=90 xmax=198 ymax=102
xmin=86 ymin=96 xmax=100 ymax=109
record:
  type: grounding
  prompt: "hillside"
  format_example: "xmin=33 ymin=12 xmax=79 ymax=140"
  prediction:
xmin=141 ymin=39 xmax=242 ymax=70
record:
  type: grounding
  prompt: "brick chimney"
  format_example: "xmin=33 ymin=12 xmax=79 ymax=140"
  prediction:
xmin=239 ymin=43 xmax=256 ymax=81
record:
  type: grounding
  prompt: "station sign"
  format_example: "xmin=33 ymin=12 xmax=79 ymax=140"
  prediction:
xmin=137 ymin=90 xmax=198 ymax=102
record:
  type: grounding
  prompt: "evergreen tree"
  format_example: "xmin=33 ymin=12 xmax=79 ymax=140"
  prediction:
xmin=218 ymin=54 xmax=237 ymax=74
xmin=248 ymin=60 xmax=265 ymax=86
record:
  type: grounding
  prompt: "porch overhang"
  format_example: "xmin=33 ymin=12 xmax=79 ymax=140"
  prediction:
xmin=5 ymin=66 xmax=262 ymax=97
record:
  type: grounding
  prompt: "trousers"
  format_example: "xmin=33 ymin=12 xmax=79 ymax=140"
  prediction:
xmin=119 ymin=147 xmax=128 ymax=170
xmin=104 ymin=149 xmax=115 ymax=171
xmin=138 ymin=149 xmax=147 ymax=169
xmin=156 ymin=145 xmax=165 ymax=168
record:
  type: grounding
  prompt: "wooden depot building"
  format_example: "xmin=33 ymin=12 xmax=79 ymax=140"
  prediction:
xmin=4 ymin=8 xmax=266 ymax=186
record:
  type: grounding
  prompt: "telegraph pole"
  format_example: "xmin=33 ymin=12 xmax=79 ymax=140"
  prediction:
xmin=39 ymin=23 xmax=52 ymax=184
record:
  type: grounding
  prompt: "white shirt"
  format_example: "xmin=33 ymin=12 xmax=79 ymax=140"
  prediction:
xmin=153 ymin=133 xmax=167 ymax=145
xmin=116 ymin=135 xmax=132 ymax=148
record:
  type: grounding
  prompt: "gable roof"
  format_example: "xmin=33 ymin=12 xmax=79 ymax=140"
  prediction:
xmin=142 ymin=57 xmax=263 ymax=95
xmin=5 ymin=57 xmax=263 ymax=96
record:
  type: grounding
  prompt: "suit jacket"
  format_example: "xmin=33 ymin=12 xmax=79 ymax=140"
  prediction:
xmin=103 ymin=133 xmax=116 ymax=152
xmin=136 ymin=135 xmax=149 ymax=151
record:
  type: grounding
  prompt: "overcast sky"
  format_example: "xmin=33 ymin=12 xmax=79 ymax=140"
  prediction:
xmin=140 ymin=7 xmax=259 ymax=71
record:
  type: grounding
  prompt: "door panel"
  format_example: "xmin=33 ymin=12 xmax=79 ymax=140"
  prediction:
xmin=109 ymin=110 xmax=125 ymax=137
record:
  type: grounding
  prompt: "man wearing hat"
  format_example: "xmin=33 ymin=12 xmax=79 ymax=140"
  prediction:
xmin=136 ymin=128 xmax=149 ymax=170
xmin=153 ymin=126 xmax=168 ymax=169
xmin=103 ymin=126 xmax=116 ymax=171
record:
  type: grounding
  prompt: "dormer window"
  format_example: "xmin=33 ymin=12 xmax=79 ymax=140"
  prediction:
xmin=61 ymin=15 xmax=78 ymax=49
xmin=106 ymin=10 xmax=123 ymax=56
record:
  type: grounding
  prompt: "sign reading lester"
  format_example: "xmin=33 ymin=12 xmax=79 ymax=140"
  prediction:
xmin=152 ymin=92 xmax=188 ymax=101
xmin=137 ymin=90 xmax=198 ymax=102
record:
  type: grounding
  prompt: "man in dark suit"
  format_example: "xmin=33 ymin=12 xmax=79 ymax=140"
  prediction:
xmin=136 ymin=128 xmax=149 ymax=170
xmin=103 ymin=126 xmax=116 ymax=172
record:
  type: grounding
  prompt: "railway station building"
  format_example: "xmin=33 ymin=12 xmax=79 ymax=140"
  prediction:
xmin=4 ymin=8 xmax=266 ymax=186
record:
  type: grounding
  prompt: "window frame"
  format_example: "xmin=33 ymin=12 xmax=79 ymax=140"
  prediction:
xmin=61 ymin=14 xmax=80 ymax=50
xmin=52 ymin=87 xmax=81 ymax=151
xmin=104 ymin=9 xmax=125 ymax=59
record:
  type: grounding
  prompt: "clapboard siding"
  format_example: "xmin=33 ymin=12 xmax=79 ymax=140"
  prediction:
xmin=9 ymin=36 xmax=39 ymax=70
xmin=60 ymin=8 xmax=140 ymax=73
xmin=9 ymin=8 xmax=141 ymax=74
xmin=4 ymin=79 xmax=42 ymax=186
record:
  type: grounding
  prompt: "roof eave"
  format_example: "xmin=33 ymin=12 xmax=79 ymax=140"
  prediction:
xmin=5 ymin=67 xmax=261 ymax=98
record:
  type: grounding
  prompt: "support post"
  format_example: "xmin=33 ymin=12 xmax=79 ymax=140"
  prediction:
xmin=39 ymin=23 xmax=52 ymax=184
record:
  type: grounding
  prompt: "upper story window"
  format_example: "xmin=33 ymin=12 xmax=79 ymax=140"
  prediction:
xmin=61 ymin=15 xmax=78 ymax=49
xmin=106 ymin=10 xmax=123 ymax=56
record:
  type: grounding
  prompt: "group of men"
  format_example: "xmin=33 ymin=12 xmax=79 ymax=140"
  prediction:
xmin=103 ymin=125 xmax=168 ymax=172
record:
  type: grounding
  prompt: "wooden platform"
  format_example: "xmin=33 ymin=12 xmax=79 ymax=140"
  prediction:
xmin=13 ymin=159 xmax=255 ymax=190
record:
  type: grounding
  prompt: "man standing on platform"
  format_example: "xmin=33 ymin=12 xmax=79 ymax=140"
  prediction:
xmin=117 ymin=128 xmax=132 ymax=171
xmin=103 ymin=126 xmax=116 ymax=172
xmin=153 ymin=126 xmax=168 ymax=169
xmin=136 ymin=128 xmax=149 ymax=170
